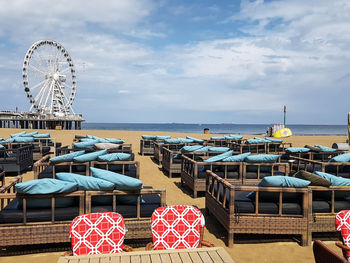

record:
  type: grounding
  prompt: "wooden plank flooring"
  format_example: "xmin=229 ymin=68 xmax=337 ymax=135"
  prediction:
xmin=57 ymin=247 xmax=234 ymax=263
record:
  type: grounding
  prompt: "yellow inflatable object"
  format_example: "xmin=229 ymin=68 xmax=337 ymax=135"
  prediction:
xmin=272 ymin=128 xmax=292 ymax=138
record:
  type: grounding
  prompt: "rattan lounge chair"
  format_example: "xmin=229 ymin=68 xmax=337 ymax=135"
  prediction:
xmin=313 ymin=240 xmax=347 ymax=263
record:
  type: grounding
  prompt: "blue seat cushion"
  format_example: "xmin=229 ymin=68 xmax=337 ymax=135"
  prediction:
xmin=105 ymin=138 xmax=124 ymax=144
xmin=33 ymin=133 xmax=51 ymax=138
xmin=90 ymin=167 xmax=142 ymax=190
xmin=156 ymin=136 xmax=171 ymax=140
xmin=329 ymin=153 xmax=350 ymax=163
xmin=50 ymin=150 xmax=85 ymax=164
xmin=15 ymin=178 xmax=78 ymax=194
xmin=22 ymin=131 xmax=39 ymax=137
xmin=142 ymin=135 xmax=157 ymax=140
xmin=73 ymin=150 xmax=108 ymax=162
xmin=97 ymin=153 xmax=132 ymax=162
xmin=244 ymin=154 xmax=280 ymax=163
xmin=222 ymin=152 xmax=251 ymax=162
xmin=208 ymin=147 xmax=230 ymax=152
xmin=205 ymin=150 xmax=233 ymax=162
xmin=186 ymin=136 xmax=204 ymax=143
xmin=180 ymin=145 xmax=204 ymax=153
xmin=14 ymin=137 xmax=34 ymax=143
xmin=315 ymin=145 xmax=336 ymax=152
xmin=73 ymin=140 xmax=100 ymax=149
xmin=56 ymin=172 xmax=114 ymax=190
xmin=10 ymin=131 xmax=27 ymax=138
xmin=285 ymin=147 xmax=310 ymax=153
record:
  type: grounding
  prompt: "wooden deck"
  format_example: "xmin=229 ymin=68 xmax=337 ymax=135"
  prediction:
xmin=57 ymin=247 xmax=234 ymax=263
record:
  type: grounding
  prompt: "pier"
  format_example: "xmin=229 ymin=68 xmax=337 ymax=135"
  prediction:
xmin=0 ymin=111 xmax=84 ymax=130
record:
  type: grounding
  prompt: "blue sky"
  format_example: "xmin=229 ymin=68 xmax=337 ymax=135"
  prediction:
xmin=0 ymin=0 xmax=350 ymax=124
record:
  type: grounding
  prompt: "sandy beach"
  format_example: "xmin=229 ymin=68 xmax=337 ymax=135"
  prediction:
xmin=0 ymin=128 xmax=347 ymax=263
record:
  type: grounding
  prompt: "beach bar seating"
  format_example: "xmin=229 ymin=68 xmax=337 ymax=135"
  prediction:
xmin=34 ymin=155 xmax=139 ymax=180
xmin=0 ymin=180 xmax=166 ymax=248
xmin=153 ymin=142 xmax=192 ymax=164
xmin=139 ymin=135 xmax=173 ymax=156
xmin=0 ymin=145 xmax=33 ymax=175
xmin=181 ymin=154 xmax=289 ymax=197
xmin=205 ymin=171 xmax=309 ymax=247
xmin=2 ymin=142 xmax=51 ymax=162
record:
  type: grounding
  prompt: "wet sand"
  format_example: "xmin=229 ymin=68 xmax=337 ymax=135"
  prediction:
xmin=0 ymin=129 xmax=347 ymax=263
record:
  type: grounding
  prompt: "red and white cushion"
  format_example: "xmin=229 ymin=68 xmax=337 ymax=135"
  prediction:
xmin=151 ymin=205 xmax=205 ymax=250
xmin=69 ymin=212 xmax=126 ymax=255
xmin=335 ymin=210 xmax=350 ymax=261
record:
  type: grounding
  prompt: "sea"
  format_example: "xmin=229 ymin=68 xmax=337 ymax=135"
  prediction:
xmin=82 ymin=123 xmax=347 ymax=136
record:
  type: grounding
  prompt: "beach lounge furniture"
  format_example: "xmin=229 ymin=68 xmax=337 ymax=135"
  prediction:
xmin=69 ymin=212 xmax=132 ymax=255
xmin=153 ymin=142 xmax=195 ymax=164
xmin=34 ymin=155 xmax=139 ymax=180
xmin=146 ymin=205 xmax=213 ymax=250
xmin=0 ymin=145 xmax=33 ymax=175
xmin=139 ymin=135 xmax=172 ymax=156
xmin=181 ymin=155 xmax=289 ymax=197
xmin=2 ymin=142 xmax=51 ymax=162
xmin=313 ymin=240 xmax=347 ymax=263
xmin=0 ymin=179 xmax=166 ymax=248
xmin=205 ymin=171 xmax=309 ymax=247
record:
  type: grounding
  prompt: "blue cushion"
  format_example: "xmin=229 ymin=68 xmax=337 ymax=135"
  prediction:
xmin=10 ymin=131 xmax=26 ymax=138
xmin=0 ymin=138 xmax=14 ymax=143
xmin=142 ymin=135 xmax=157 ymax=140
xmin=315 ymin=171 xmax=350 ymax=186
xmin=244 ymin=154 xmax=280 ymax=163
xmin=0 ymin=145 xmax=4 ymax=149
xmin=329 ymin=153 xmax=350 ymax=163
xmin=87 ymin=135 xmax=99 ymax=139
xmin=208 ymin=147 xmax=230 ymax=152
xmin=245 ymin=138 xmax=270 ymax=144
xmin=266 ymin=138 xmax=283 ymax=143
xmin=285 ymin=147 xmax=310 ymax=153
xmin=97 ymin=153 xmax=132 ymax=162
xmin=227 ymin=134 xmax=243 ymax=140
xmin=194 ymin=146 xmax=211 ymax=152
xmin=74 ymin=140 xmax=100 ymax=149
xmin=105 ymin=138 xmax=124 ymax=144
xmin=222 ymin=152 xmax=251 ymax=162
xmin=33 ymin=133 xmax=51 ymax=138
xmin=13 ymin=136 xmax=35 ymax=143
xmin=186 ymin=136 xmax=204 ymax=143
xmin=90 ymin=167 xmax=142 ymax=190
xmin=15 ymin=178 xmax=78 ymax=194
xmin=164 ymin=138 xmax=193 ymax=144
xmin=156 ymin=136 xmax=171 ymax=140
xmin=22 ymin=131 xmax=39 ymax=137
xmin=56 ymin=172 xmax=115 ymax=190
xmin=80 ymin=138 xmax=95 ymax=142
xmin=50 ymin=151 xmax=85 ymax=164
xmin=259 ymin=176 xmax=310 ymax=187
xmin=315 ymin=145 xmax=336 ymax=152
xmin=205 ymin=150 xmax=233 ymax=162
xmin=73 ymin=150 xmax=108 ymax=163
xmin=211 ymin=136 xmax=226 ymax=140
xmin=180 ymin=145 xmax=204 ymax=153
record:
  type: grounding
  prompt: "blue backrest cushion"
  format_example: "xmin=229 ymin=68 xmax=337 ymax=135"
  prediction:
xmin=266 ymin=138 xmax=283 ymax=143
xmin=10 ymin=131 xmax=26 ymax=138
xmin=22 ymin=131 xmax=39 ymax=137
xmin=156 ymin=136 xmax=171 ymax=140
xmin=73 ymin=150 xmax=108 ymax=163
xmin=208 ymin=147 xmax=230 ymax=152
xmin=244 ymin=154 xmax=280 ymax=163
xmin=186 ymin=136 xmax=204 ymax=143
xmin=56 ymin=172 xmax=115 ymax=191
xmin=97 ymin=153 xmax=132 ymax=162
xmin=90 ymin=167 xmax=142 ymax=190
xmin=204 ymin=150 xmax=233 ymax=162
xmin=246 ymin=176 xmax=310 ymax=200
xmin=180 ymin=145 xmax=204 ymax=153
xmin=222 ymin=152 xmax=251 ymax=162
xmin=315 ymin=145 xmax=336 ymax=152
xmin=74 ymin=140 xmax=100 ymax=149
xmin=15 ymin=178 xmax=78 ymax=194
xmin=0 ymin=138 xmax=14 ymax=143
xmin=285 ymin=147 xmax=310 ymax=153
xmin=14 ymin=136 xmax=34 ymax=143
xmin=210 ymin=136 xmax=226 ymax=140
xmin=106 ymin=138 xmax=124 ymax=144
xmin=50 ymin=150 xmax=85 ymax=163
xmin=228 ymin=134 xmax=243 ymax=139
xmin=142 ymin=135 xmax=157 ymax=140
xmin=315 ymin=171 xmax=350 ymax=186
xmin=329 ymin=153 xmax=350 ymax=163
xmin=33 ymin=133 xmax=51 ymax=138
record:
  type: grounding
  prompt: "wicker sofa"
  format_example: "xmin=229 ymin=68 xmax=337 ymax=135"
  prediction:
xmin=205 ymin=171 xmax=309 ymax=247
xmin=181 ymin=155 xmax=289 ymax=197
xmin=0 ymin=145 xmax=33 ymax=175
xmin=34 ymin=155 xmax=139 ymax=180
xmin=0 ymin=173 xmax=166 ymax=248
xmin=153 ymin=142 xmax=194 ymax=164
xmin=2 ymin=142 xmax=52 ymax=162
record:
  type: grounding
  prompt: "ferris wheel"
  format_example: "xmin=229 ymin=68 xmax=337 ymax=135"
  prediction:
xmin=22 ymin=40 xmax=76 ymax=116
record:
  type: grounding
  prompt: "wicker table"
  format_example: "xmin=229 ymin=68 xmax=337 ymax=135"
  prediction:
xmin=57 ymin=247 xmax=234 ymax=263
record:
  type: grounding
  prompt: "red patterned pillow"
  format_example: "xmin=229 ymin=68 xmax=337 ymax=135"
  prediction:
xmin=69 ymin=212 xmax=126 ymax=255
xmin=335 ymin=210 xmax=350 ymax=261
xmin=151 ymin=205 xmax=205 ymax=250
